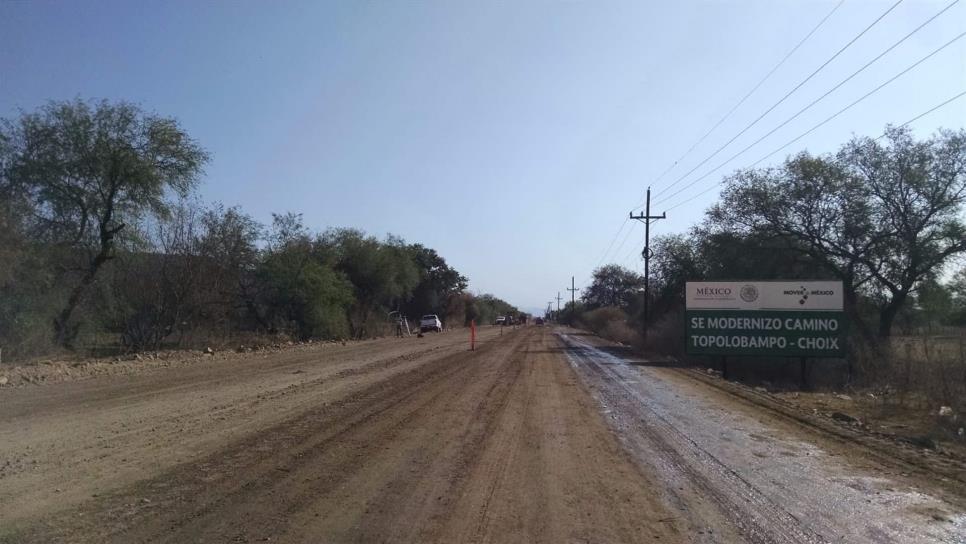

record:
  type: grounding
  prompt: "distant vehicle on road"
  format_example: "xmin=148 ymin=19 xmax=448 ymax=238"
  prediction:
xmin=494 ymin=316 xmax=506 ymax=326
xmin=420 ymin=314 xmax=443 ymax=333
xmin=534 ymin=317 xmax=545 ymax=325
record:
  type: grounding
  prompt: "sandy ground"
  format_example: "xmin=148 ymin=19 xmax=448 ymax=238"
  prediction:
xmin=1 ymin=326 xmax=964 ymax=543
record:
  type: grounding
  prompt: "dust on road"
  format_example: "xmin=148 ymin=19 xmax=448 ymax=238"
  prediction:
xmin=1 ymin=327 xmax=680 ymax=543
xmin=2 ymin=326 xmax=963 ymax=543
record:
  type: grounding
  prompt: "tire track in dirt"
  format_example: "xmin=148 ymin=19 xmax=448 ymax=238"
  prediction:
xmin=438 ymin=329 xmax=684 ymax=544
xmin=292 ymin=329 xmax=529 ymax=543
xmin=558 ymin=331 xmax=965 ymax=543
xmin=0 ymin=329 xmax=503 ymax=527
xmin=6 ymin=329 xmax=527 ymax=543
xmin=570 ymin=341 xmax=825 ymax=543
xmin=5 ymin=326 xmax=686 ymax=544
xmin=468 ymin=343 xmax=531 ymax=542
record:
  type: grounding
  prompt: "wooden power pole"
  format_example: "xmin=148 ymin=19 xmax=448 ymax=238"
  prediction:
xmin=566 ymin=276 xmax=579 ymax=323
xmin=629 ymin=187 xmax=666 ymax=338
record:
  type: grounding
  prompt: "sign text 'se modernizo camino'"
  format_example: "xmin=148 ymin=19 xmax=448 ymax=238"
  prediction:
xmin=685 ymin=281 xmax=846 ymax=357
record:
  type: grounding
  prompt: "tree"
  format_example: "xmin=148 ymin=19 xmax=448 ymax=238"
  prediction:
xmin=319 ymin=229 xmax=420 ymax=338
xmin=947 ymin=267 xmax=966 ymax=326
xmin=403 ymin=244 xmax=468 ymax=321
xmin=651 ymin=229 xmax=829 ymax=315
xmin=197 ymin=204 xmax=264 ymax=330
xmin=651 ymin=233 xmax=703 ymax=306
xmin=914 ymin=278 xmax=953 ymax=332
xmin=582 ymin=265 xmax=645 ymax=310
xmin=2 ymin=99 xmax=208 ymax=345
xmin=842 ymin=128 xmax=966 ymax=337
xmin=710 ymin=127 xmax=966 ymax=338
xmin=258 ymin=213 xmax=353 ymax=339
xmin=471 ymin=294 xmax=518 ymax=325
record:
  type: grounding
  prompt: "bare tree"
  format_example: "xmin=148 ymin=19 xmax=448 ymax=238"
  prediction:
xmin=842 ymin=127 xmax=966 ymax=337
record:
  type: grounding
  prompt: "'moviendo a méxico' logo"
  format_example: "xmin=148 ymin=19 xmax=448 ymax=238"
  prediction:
xmin=782 ymin=286 xmax=835 ymax=306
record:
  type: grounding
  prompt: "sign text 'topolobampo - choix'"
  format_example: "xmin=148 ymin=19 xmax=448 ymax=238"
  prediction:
xmin=685 ymin=281 xmax=845 ymax=357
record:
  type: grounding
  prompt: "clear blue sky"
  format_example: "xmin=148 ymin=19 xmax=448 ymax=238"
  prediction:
xmin=2 ymin=0 xmax=964 ymax=313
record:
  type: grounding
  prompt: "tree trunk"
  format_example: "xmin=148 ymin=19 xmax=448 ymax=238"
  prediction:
xmin=877 ymin=290 xmax=908 ymax=338
xmin=53 ymin=251 xmax=110 ymax=347
xmin=843 ymin=285 xmax=874 ymax=344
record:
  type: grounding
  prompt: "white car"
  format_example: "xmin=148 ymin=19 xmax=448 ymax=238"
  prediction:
xmin=420 ymin=314 xmax=443 ymax=333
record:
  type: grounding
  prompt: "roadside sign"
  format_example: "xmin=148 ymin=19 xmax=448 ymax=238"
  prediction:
xmin=685 ymin=281 xmax=846 ymax=357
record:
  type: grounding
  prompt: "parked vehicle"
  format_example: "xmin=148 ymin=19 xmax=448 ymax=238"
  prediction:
xmin=420 ymin=314 xmax=443 ymax=333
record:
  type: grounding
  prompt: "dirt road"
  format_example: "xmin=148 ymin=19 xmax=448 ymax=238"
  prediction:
xmin=1 ymin=327 xmax=963 ymax=543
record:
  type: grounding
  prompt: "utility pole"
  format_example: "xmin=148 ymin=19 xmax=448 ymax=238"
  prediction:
xmin=556 ymin=292 xmax=562 ymax=314
xmin=629 ymin=186 xmax=666 ymax=338
xmin=547 ymin=301 xmax=554 ymax=321
xmin=566 ymin=276 xmax=579 ymax=324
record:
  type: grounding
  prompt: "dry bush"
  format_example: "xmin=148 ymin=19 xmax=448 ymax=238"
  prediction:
xmin=576 ymin=307 xmax=622 ymax=334
xmin=576 ymin=307 xmax=641 ymax=346
xmin=640 ymin=309 xmax=685 ymax=357
xmin=600 ymin=320 xmax=640 ymax=346
xmin=875 ymin=334 xmax=966 ymax=413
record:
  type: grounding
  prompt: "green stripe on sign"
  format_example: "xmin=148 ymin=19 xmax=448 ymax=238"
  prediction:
xmin=685 ymin=310 xmax=846 ymax=357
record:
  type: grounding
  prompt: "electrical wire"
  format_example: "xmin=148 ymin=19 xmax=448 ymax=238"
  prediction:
xmin=660 ymin=87 xmax=966 ymax=213
xmin=592 ymin=217 xmax=630 ymax=271
xmin=650 ymin=0 xmax=904 ymax=201
xmin=655 ymin=0 xmax=959 ymax=209
xmin=659 ymin=29 xmax=966 ymax=206
xmin=609 ymin=221 xmax=641 ymax=267
xmin=637 ymin=0 xmax=845 ymax=207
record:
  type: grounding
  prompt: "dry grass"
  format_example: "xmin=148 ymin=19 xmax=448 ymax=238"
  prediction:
xmin=876 ymin=333 xmax=966 ymax=413
xmin=575 ymin=307 xmax=642 ymax=347
xmin=640 ymin=309 xmax=685 ymax=357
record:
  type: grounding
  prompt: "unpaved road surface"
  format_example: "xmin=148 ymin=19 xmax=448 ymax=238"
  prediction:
xmin=558 ymin=332 xmax=965 ymax=543
xmin=1 ymin=326 xmax=963 ymax=543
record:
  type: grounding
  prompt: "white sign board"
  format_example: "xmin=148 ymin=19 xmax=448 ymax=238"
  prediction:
xmin=686 ymin=281 xmax=843 ymax=311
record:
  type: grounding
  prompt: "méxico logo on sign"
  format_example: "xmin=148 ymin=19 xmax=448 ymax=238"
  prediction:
xmin=739 ymin=284 xmax=759 ymax=302
xmin=685 ymin=281 xmax=846 ymax=357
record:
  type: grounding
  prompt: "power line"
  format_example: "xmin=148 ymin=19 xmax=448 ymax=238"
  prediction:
xmin=593 ymin=218 xmax=630 ymax=271
xmin=659 ymin=28 xmax=966 ymax=206
xmin=639 ymin=0 xmax=845 ymax=204
xmin=594 ymin=183 xmax=667 ymax=279
xmin=610 ymin=220 xmax=641 ymax=266
xmin=621 ymin=243 xmax=640 ymax=265
xmin=621 ymin=218 xmax=662 ymax=264
xmin=651 ymin=0 xmax=903 ymax=201
xmin=661 ymin=87 xmax=966 ymax=213
xmin=876 ymin=89 xmax=966 ymax=138
xmin=654 ymin=0 xmax=959 ymax=208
